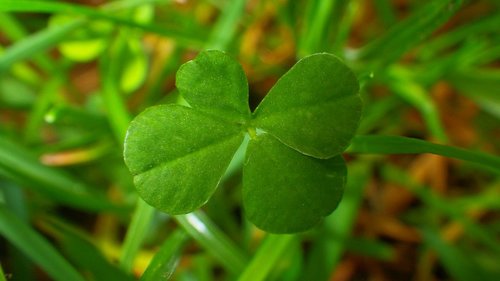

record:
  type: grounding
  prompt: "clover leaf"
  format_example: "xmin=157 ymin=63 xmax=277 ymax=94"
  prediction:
xmin=243 ymin=133 xmax=347 ymax=233
xmin=124 ymin=50 xmax=362 ymax=233
xmin=253 ymin=53 xmax=361 ymax=158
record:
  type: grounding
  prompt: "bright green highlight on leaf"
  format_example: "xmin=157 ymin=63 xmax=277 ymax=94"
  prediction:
xmin=124 ymin=50 xmax=362 ymax=233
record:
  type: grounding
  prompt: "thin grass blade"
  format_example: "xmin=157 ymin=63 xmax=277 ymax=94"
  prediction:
xmin=0 ymin=205 xmax=86 ymax=281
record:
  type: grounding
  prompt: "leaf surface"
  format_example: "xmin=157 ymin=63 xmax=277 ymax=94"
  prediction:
xmin=243 ymin=133 xmax=347 ymax=233
xmin=253 ymin=53 xmax=361 ymax=159
xmin=176 ymin=50 xmax=251 ymax=123
xmin=124 ymin=104 xmax=244 ymax=214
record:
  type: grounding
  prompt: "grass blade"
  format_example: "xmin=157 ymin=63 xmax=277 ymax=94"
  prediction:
xmin=100 ymin=34 xmax=132 ymax=143
xmin=384 ymin=165 xmax=500 ymax=255
xmin=0 ymin=137 xmax=125 ymax=212
xmin=40 ymin=217 xmax=135 ymax=281
xmin=0 ymin=20 xmax=84 ymax=72
xmin=0 ymin=263 xmax=6 ymax=281
xmin=237 ymin=234 xmax=295 ymax=281
xmin=175 ymin=211 xmax=249 ymax=275
xmin=386 ymin=66 xmax=448 ymax=142
xmin=206 ymin=0 xmax=247 ymax=50
xmin=357 ymin=0 xmax=463 ymax=66
xmin=421 ymin=228 xmax=495 ymax=281
xmin=140 ymin=229 xmax=188 ymax=281
xmin=0 ymin=0 xmax=205 ymax=47
xmin=120 ymin=199 xmax=155 ymax=272
xmin=348 ymin=135 xmax=500 ymax=173
xmin=24 ymin=75 xmax=63 ymax=143
xmin=302 ymin=161 xmax=370 ymax=280
xmin=298 ymin=0 xmax=341 ymax=56
xmin=0 ymin=205 xmax=86 ymax=281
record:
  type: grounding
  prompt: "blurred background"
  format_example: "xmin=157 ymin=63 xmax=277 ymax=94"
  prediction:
xmin=0 ymin=0 xmax=499 ymax=280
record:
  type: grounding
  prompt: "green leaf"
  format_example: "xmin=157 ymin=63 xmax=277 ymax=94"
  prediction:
xmin=176 ymin=50 xmax=251 ymax=123
xmin=124 ymin=104 xmax=244 ymax=214
xmin=243 ymin=133 xmax=347 ymax=233
xmin=253 ymin=53 xmax=361 ymax=159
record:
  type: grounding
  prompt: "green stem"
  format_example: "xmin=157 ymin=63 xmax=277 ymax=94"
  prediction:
xmin=0 ymin=262 xmax=7 ymax=281
xmin=119 ymin=199 xmax=155 ymax=272
xmin=237 ymin=234 xmax=295 ymax=281
xmin=175 ymin=210 xmax=249 ymax=275
xmin=140 ymin=229 xmax=188 ymax=281
xmin=348 ymin=135 xmax=500 ymax=173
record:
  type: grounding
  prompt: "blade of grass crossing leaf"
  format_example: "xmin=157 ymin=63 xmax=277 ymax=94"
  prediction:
xmin=0 ymin=205 xmax=86 ymax=281
xmin=348 ymin=135 xmax=500 ymax=173
xmin=237 ymin=234 xmax=295 ymax=281
xmin=302 ymin=161 xmax=370 ymax=280
xmin=421 ymin=228 xmax=494 ymax=281
xmin=175 ymin=211 xmax=249 ymax=275
xmin=140 ymin=229 xmax=188 ymax=281
xmin=206 ymin=0 xmax=247 ymax=50
xmin=120 ymin=199 xmax=155 ymax=272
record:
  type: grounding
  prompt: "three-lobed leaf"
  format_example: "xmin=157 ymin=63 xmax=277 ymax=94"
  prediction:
xmin=124 ymin=50 xmax=362 ymax=233
xmin=124 ymin=104 xmax=244 ymax=214
xmin=176 ymin=50 xmax=251 ymax=123
xmin=243 ymin=133 xmax=347 ymax=233
xmin=253 ymin=53 xmax=362 ymax=158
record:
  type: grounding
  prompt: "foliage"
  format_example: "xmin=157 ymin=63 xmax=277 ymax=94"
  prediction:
xmin=124 ymin=50 xmax=361 ymax=233
xmin=0 ymin=0 xmax=499 ymax=280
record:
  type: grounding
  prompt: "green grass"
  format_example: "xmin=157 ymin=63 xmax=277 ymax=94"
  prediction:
xmin=0 ymin=0 xmax=499 ymax=280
